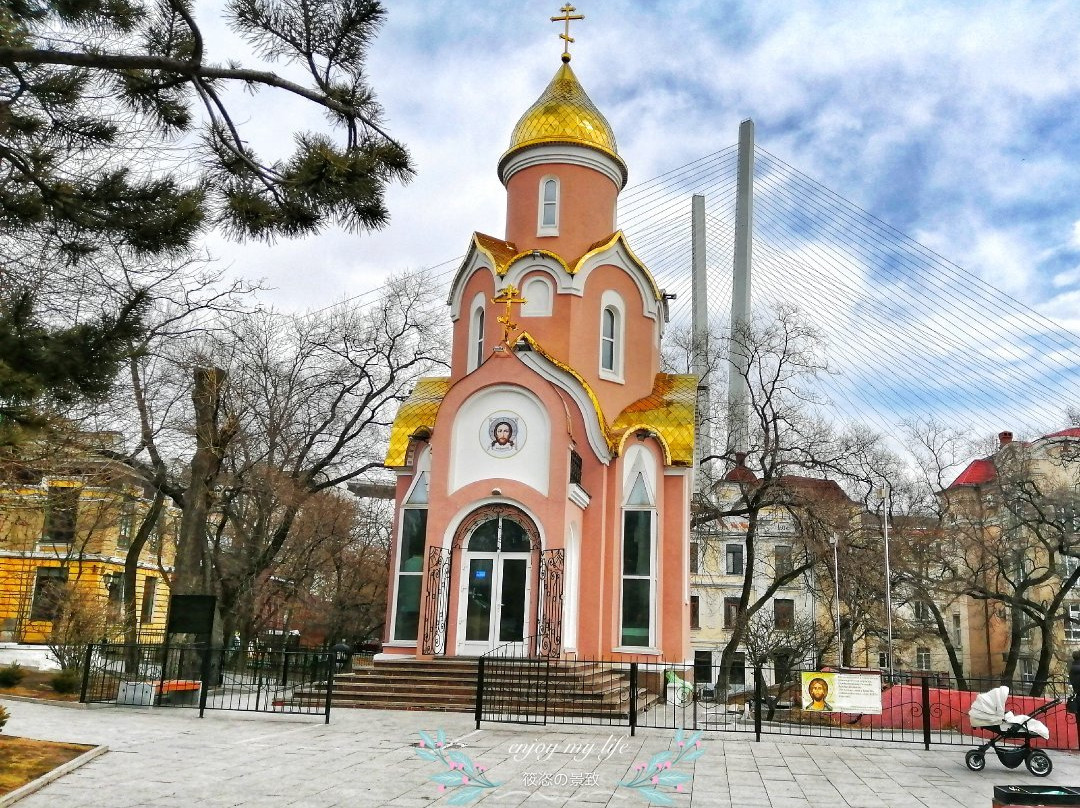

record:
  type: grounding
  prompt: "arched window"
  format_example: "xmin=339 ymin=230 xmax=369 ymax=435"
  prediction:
xmin=601 ymin=307 xmax=617 ymax=371
xmin=599 ymin=292 xmax=625 ymax=381
xmin=621 ymin=465 xmax=656 ymax=649
xmin=537 ymin=176 xmax=559 ymax=236
xmin=521 ymin=276 xmax=553 ymax=317
xmin=474 ymin=308 xmax=485 ymax=367
xmin=468 ymin=296 xmax=485 ymax=372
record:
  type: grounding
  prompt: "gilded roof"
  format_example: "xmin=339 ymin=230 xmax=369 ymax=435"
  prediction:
xmin=611 ymin=374 xmax=698 ymax=466
xmin=472 ymin=233 xmax=518 ymax=276
xmin=501 ymin=62 xmax=625 ymax=174
xmin=385 ymin=377 xmax=450 ymax=468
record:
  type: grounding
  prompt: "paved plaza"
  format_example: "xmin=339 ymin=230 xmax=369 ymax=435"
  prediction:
xmin=3 ymin=697 xmax=1080 ymax=807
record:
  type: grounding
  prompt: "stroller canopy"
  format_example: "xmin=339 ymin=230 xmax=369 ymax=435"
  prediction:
xmin=968 ymin=686 xmax=1051 ymax=739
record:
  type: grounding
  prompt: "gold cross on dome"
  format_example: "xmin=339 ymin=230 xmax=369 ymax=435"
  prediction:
xmin=492 ymin=284 xmax=527 ymax=347
xmin=551 ymin=4 xmax=584 ymax=61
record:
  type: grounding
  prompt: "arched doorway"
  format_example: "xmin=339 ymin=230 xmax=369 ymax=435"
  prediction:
xmin=456 ymin=508 xmax=538 ymax=656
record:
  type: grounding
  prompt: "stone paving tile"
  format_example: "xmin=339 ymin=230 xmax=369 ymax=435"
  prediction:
xmin=6 ymin=697 xmax=1080 ymax=807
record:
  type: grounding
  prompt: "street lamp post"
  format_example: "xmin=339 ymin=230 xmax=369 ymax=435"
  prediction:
xmin=830 ymin=536 xmax=841 ymax=667
xmin=881 ymin=484 xmax=895 ymax=684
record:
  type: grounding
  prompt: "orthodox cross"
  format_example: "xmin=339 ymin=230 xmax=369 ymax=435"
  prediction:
xmin=551 ymin=4 xmax=584 ymax=61
xmin=492 ymin=284 xmax=527 ymax=347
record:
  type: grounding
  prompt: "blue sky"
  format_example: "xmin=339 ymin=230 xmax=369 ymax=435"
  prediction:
xmin=198 ymin=0 xmax=1080 ymax=339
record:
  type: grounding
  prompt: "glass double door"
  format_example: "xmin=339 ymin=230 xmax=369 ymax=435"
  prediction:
xmin=460 ymin=553 xmax=531 ymax=655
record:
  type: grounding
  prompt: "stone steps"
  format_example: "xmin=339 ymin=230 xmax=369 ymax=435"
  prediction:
xmin=290 ymin=657 xmax=659 ymax=717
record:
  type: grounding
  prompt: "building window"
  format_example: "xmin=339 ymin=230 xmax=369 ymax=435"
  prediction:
xmin=1067 ymin=603 xmax=1080 ymax=642
xmin=773 ymin=598 xmax=795 ymax=631
xmin=689 ymin=539 xmax=699 ymax=574
xmin=912 ymin=600 xmax=932 ymax=623
xmin=916 ymin=646 xmax=931 ymax=670
xmin=774 ymin=544 xmax=792 ymax=577
xmin=726 ymin=544 xmax=743 ymax=575
xmin=878 ymin=650 xmax=890 ymax=670
xmin=105 ymin=572 xmax=124 ymax=604
xmin=117 ymin=500 xmax=135 ymax=550
xmin=538 ymin=176 xmax=559 ymax=235
xmin=569 ymin=450 xmax=583 ymax=486
xmin=141 ymin=576 xmax=158 ymax=623
xmin=392 ymin=507 xmax=427 ymax=642
xmin=621 ymin=509 xmax=654 ymax=647
xmin=690 ymin=596 xmax=700 ymax=630
xmin=472 ymin=306 xmax=485 ymax=370
xmin=601 ymin=307 xmax=617 ymax=372
xmin=30 ymin=567 xmax=68 ymax=620
xmin=42 ymin=485 xmax=78 ymax=544
xmin=724 ymin=597 xmax=743 ymax=629
xmin=951 ymin=612 xmax=962 ymax=648
xmin=728 ymin=651 xmax=746 ymax=686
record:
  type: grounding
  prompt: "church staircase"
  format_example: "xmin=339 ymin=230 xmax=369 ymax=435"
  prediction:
xmin=293 ymin=657 xmax=658 ymax=717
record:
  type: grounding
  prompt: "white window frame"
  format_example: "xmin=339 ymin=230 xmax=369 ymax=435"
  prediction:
xmin=1067 ymin=603 xmax=1080 ymax=642
xmin=598 ymin=291 xmax=625 ymax=382
xmin=389 ymin=473 xmax=429 ymax=645
xmin=619 ymin=507 xmax=656 ymax=649
xmin=726 ymin=543 xmax=743 ymax=575
xmin=467 ymin=292 xmax=486 ymax=372
xmin=537 ymin=176 xmax=559 ymax=236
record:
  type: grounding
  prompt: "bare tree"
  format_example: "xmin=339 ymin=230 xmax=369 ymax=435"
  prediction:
xmin=689 ymin=306 xmax=891 ymax=685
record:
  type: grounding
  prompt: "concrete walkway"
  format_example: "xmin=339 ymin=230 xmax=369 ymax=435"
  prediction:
xmin=3 ymin=697 xmax=1080 ymax=807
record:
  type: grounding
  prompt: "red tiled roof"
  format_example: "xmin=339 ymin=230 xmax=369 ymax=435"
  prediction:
xmin=949 ymin=457 xmax=996 ymax=488
xmin=1043 ymin=427 xmax=1080 ymax=440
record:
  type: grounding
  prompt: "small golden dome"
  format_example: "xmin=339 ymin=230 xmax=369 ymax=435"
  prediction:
xmin=501 ymin=61 xmax=626 ymax=178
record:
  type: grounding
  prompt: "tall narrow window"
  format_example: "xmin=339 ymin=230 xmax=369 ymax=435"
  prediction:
xmin=392 ymin=474 xmax=429 ymax=642
xmin=621 ymin=509 xmax=653 ymax=647
xmin=141 ymin=576 xmax=158 ymax=623
xmin=726 ymin=544 xmax=744 ymax=575
xmin=473 ymin=307 xmax=485 ymax=370
xmin=538 ymin=177 xmax=559 ymax=235
xmin=916 ymin=646 xmax=931 ymax=670
xmin=723 ymin=597 xmax=742 ymax=629
xmin=117 ymin=500 xmax=135 ymax=550
xmin=690 ymin=596 xmax=700 ymax=630
xmin=42 ymin=486 xmax=78 ymax=544
xmin=774 ymin=544 xmax=793 ymax=577
xmin=773 ymin=598 xmax=795 ymax=631
xmin=601 ymin=307 xmax=616 ymax=372
xmin=30 ymin=567 xmax=67 ymax=620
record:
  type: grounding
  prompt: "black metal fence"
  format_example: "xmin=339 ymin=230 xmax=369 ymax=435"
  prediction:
xmin=475 ymin=652 xmax=1079 ymax=750
xmin=79 ymin=642 xmax=334 ymax=721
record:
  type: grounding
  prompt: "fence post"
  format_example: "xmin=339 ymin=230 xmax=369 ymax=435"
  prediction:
xmin=753 ymin=668 xmax=763 ymax=743
xmin=474 ymin=657 xmax=485 ymax=730
xmin=198 ymin=643 xmax=212 ymax=718
xmin=921 ymin=676 xmax=931 ymax=751
xmin=630 ymin=663 xmax=639 ymax=737
xmin=78 ymin=643 xmax=94 ymax=703
xmin=324 ymin=652 xmax=334 ymax=725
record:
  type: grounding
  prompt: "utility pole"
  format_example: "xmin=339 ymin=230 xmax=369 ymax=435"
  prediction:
xmin=691 ymin=193 xmax=710 ymax=488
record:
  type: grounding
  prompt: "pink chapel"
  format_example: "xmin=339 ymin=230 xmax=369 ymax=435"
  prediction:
xmin=382 ymin=44 xmax=697 ymax=663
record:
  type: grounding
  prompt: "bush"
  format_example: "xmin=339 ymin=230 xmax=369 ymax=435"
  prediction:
xmin=0 ymin=704 xmax=9 ymax=731
xmin=0 ymin=662 xmax=25 ymax=688
xmin=50 ymin=670 xmax=80 ymax=694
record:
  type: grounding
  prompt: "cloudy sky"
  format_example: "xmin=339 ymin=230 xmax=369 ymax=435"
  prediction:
xmin=196 ymin=0 xmax=1080 ymax=333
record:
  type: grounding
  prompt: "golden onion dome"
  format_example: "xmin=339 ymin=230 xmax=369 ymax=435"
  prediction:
xmin=500 ymin=60 xmax=626 ymax=182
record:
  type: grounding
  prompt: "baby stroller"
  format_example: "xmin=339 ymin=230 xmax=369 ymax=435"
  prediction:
xmin=966 ymin=685 xmax=1060 ymax=777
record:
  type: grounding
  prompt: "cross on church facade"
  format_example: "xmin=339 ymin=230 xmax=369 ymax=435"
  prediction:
xmin=551 ymin=4 xmax=584 ymax=61
xmin=492 ymin=284 xmax=527 ymax=346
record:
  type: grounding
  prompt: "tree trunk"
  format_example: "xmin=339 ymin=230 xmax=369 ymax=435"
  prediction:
xmin=174 ymin=367 xmax=229 ymax=595
xmin=122 ymin=492 xmax=164 ymax=673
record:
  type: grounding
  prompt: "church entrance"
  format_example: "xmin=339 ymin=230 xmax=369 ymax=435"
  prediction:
xmin=457 ymin=512 xmax=535 ymax=655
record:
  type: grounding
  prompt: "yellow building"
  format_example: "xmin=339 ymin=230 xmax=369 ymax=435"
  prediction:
xmin=0 ymin=433 xmax=175 ymax=645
